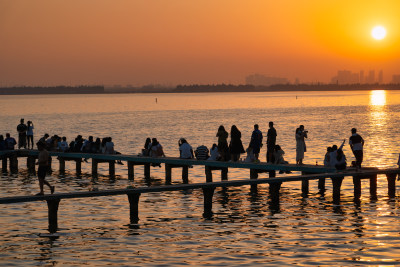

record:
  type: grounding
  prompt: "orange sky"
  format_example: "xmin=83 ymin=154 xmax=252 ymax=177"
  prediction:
xmin=1 ymin=0 xmax=400 ymax=86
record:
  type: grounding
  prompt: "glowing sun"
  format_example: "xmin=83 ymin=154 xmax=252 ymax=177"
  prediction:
xmin=371 ymin=26 xmax=386 ymax=40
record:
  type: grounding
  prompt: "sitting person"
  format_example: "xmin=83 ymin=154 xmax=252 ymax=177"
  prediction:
xmin=104 ymin=137 xmax=123 ymax=165
xmin=273 ymin=145 xmax=288 ymax=164
xmin=81 ymin=136 xmax=94 ymax=153
xmin=58 ymin=136 xmax=69 ymax=152
xmin=208 ymin=144 xmax=220 ymax=161
xmin=149 ymin=138 xmax=165 ymax=157
xmin=334 ymin=148 xmax=347 ymax=171
xmin=142 ymin=137 xmax=151 ymax=156
xmin=195 ymin=144 xmax=209 ymax=160
xmin=178 ymin=138 xmax=194 ymax=159
xmin=324 ymin=147 xmax=332 ymax=167
xmin=244 ymin=145 xmax=255 ymax=163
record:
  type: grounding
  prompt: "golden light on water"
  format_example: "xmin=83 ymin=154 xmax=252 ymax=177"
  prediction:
xmin=369 ymin=90 xmax=386 ymax=106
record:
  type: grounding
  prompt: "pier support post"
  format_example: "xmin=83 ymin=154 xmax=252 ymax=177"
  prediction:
xmin=202 ymin=187 xmax=215 ymax=218
xmin=353 ymin=175 xmax=362 ymax=199
xmin=331 ymin=176 xmax=343 ymax=204
xmin=370 ymin=174 xmax=377 ymax=200
xmin=127 ymin=162 xmax=134 ymax=181
xmin=165 ymin=164 xmax=172 ymax=184
xmin=318 ymin=178 xmax=326 ymax=193
xmin=2 ymin=156 xmax=7 ymax=173
xmin=250 ymin=169 xmax=258 ymax=191
xmin=221 ymin=167 xmax=228 ymax=181
xmin=386 ymin=173 xmax=397 ymax=198
xmin=144 ymin=163 xmax=150 ymax=179
xmin=10 ymin=155 xmax=18 ymax=174
xmin=59 ymin=158 xmax=65 ymax=175
xmin=27 ymin=156 xmax=36 ymax=175
xmin=127 ymin=193 xmax=141 ymax=224
xmin=301 ymin=172 xmax=309 ymax=197
xmin=182 ymin=166 xmax=189 ymax=184
xmin=76 ymin=160 xmax=82 ymax=175
xmin=109 ymin=161 xmax=115 ymax=178
xmin=92 ymin=159 xmax=98 ymax=177
xmin=46 ymin=198 xmax=60 ymax=233
xmin=205 ymin=166 xmax=212 ymax=182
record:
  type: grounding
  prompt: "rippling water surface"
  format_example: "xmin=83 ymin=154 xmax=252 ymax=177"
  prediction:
xmin=1 ymin=90 xmax=400 ymax=266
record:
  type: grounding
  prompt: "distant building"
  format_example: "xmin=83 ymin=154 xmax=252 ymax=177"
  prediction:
xmin=392 ymin=75 xmax=400 ymax=83
xmin=330 ymin=70 xmax=359 ymax=84
xmin=378 ymin=70 xmax=383 ymax=84
xmin=365 ymin=70 xmax=375 ymax=84
xmin=245 ymin=74 xmax=289 ymax=86
xmin=359 ymin=70 xmax=364 ymax=83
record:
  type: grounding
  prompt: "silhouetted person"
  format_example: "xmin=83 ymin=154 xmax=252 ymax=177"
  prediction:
xmin=36 ymin=142 xmax=54 ymax=195
xmin=216 ymin=125 xmax=229 ymax=161
xmin=295 ymin=125 xmax=307 ymax=165
xmin=349 ymin=128 xmax=364 ymax=169
xmin=26 ymin=121 xmax=34 ymax=149
xmin=0 ymin=135 xmax=6 ymax=151
xmin=38 ymin=133 xmax=49 ymax=149
xmin=195 ymin=145 xmax=209 ymax=160
xmin=250 ymin=124 xmax=263 ymax=161
xmin=208 ymin=144 xmax=219 ymax=161
xmin=334 ymin=149 xmax=347 ymax=171
xmin=17 ymin=118 xmax=27 ymax=149
xmin=178 ymin=138 xmax=194 ymax=159
xmin=229 ymin=125 xmax=245 ymax=162
xmin=324 ymin=147 xmax=332 ymax=167
xmin=142 ymin=137 xmax=151 ymax=156
xmin=267 ymin=121 xmax=277 ymax=163
xmin=5 ymin=133 xmax=16 ymax=150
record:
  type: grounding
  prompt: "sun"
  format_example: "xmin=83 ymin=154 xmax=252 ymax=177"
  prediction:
xmin=371 ymin=26 xmax=386 ymax=40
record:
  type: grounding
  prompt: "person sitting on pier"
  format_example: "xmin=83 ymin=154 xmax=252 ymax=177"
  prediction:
xmin=92 ymin=138 xmax=101 ymax=153
xmin=333 ymin=148 xmax=347 ymax=171
xmin=179 ymin=138 xmax=194 ymax=159
xmin=58 ymin=136 xmax=69 ymax=152
xmin=0 ymin=135 xmax=6 ymax=151
xmin=324 ymin=147 xmax=332 ymax=167
xmin=329 ymin=139 xmax=345 ymax=168
xmin=274 ymin=145 xmax=291 ymax=173
xmin=208 ymin=144 xmax=219 ymax=161
xmin=149 ymin=138 xmax=165 ymax=157
xmin=16 ymin=118 xmax=28 ymax=149
xmin=142 ymin=137 xmax=151 ymax=156
xmin=104 ymin=137 xmax=123 ymax=165
xmin=72 ymin=135 xmax=84 ymax=152
xmin=5 ymin=133 xmax=17 ymax=150
xmin=35 ymin=141 xmax=55 ymax=195
xmin=81 ymin=136 xmax=94 ymax=153
xmin=38 ymin=133 xmax=49 ymax=149
xmin=245 ymin=144 xmax=255 ymax=163
xmin=195 ymin=144 xmax=209 ymax=160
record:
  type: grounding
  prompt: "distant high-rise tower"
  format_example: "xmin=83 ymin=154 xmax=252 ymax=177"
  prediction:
xmin=366 ymin=70 xmax=375 ymax=84
xmin=378 ymin=70 xmax=383 ymax=84
xmin=359 ymin=70 xmax=364 ymax=84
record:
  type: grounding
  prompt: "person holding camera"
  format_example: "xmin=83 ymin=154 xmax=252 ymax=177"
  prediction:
xmin=295 ymin=125 xmax=308 ymax=165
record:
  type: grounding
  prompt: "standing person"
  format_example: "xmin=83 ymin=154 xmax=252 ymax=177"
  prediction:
xmin=266 ymin=121 xmax=277 ymax=163
xmin=0 ymin=135 xmax=6 ymax=151
xmin=5 ymin=133 xmax=17 ymax=150
xmin=295 ymin=125 xmax=308 ymax=165
xmin=349 ymin=128 xmax=364 ymax=169
xmin=216 ymin=125 xmax=229 ymax=161
xmin=35 ymin=142 xmax=54 ymax=195
xmin=178 ymin=138 xmax=194 ymax=159
xmin=26 ymin=121 xmax=34 ymax=149
xmin=229 ymin=125 xmax=245 ymax=162
xmin=17 ymin=118 xmax=28 ymax=149
xmin=250 ymin=124 xmax=263 ymax=162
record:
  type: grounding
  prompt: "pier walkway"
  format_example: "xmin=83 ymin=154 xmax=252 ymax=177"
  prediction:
xmin=1 ymin=149 xmax=399 ymax=233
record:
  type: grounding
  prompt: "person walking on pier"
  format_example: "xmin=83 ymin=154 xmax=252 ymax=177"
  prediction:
xmin=349 ymin=128 xmax=364 ymax=169
xmin=26 ymin=121 xmax=34 ymax=149
xmin=229 ymin=125 xmax=245 ymax=162
xmin=295 ymin=125 xmax=307 ymax=165
xmin=216 ymin=125 xmax=229 ymax=161
xmin=267 ymin=121 xmax=277 ymax=163
xmin=36 ymin=142 xmax=54 ymax=195
xmin=17 ymin=118 xmax=28 ymax=149
xmin=250 ymin=124 xmax=263 ymax=162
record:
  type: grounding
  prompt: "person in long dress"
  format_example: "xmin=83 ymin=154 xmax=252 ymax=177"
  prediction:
xmin=295 ymin=125 xmax=308 ymax=165
xmin=216 ymin=125 xmax=229 ymax=161
xmin=229 ymin=125 xmax=245 ymax=162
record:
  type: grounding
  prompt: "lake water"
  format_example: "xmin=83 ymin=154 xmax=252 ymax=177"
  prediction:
xmin=1 ymin=90 xmax=400 ymax=266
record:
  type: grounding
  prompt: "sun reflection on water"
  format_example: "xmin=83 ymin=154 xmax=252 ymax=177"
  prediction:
xmin=369 ymin=90 xmax=386 ymax=106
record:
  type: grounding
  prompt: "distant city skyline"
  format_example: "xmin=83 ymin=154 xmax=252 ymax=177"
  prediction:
xmin=1 ymin=1 xmax=400 ymax=87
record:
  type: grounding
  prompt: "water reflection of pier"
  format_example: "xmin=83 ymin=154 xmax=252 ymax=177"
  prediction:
xmin=0 ymin=150 xmax=399 ymax=233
